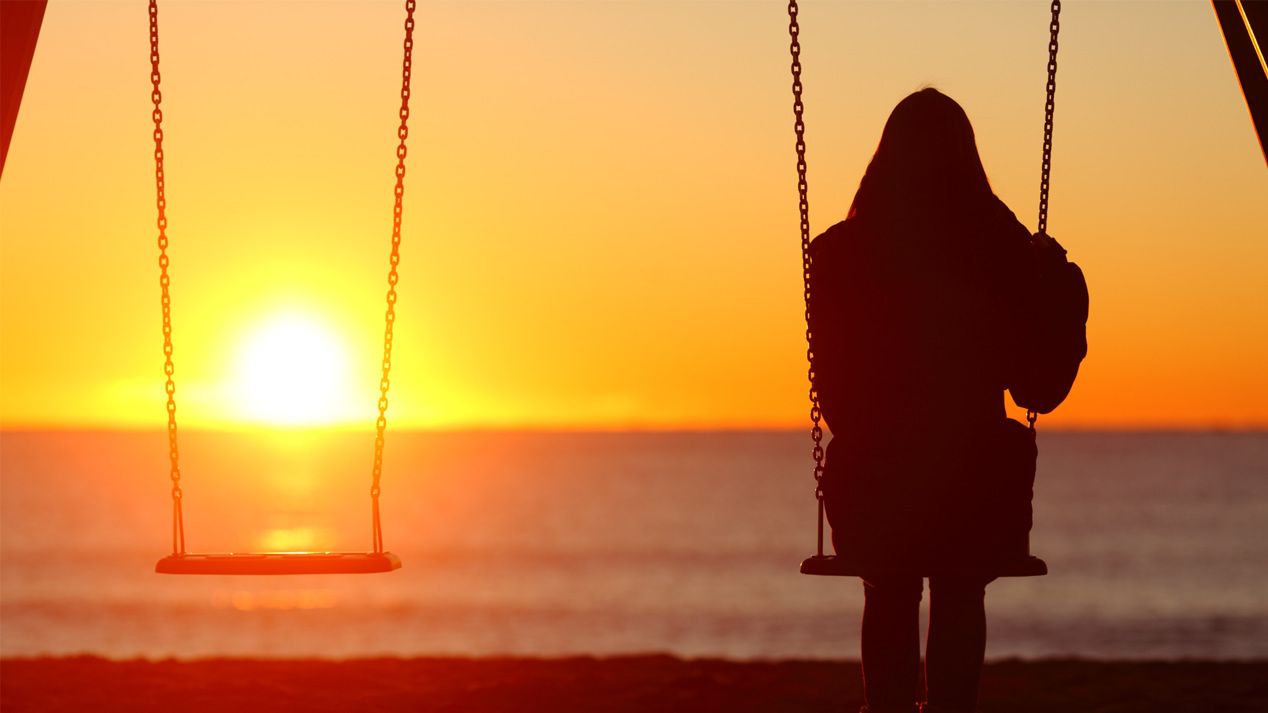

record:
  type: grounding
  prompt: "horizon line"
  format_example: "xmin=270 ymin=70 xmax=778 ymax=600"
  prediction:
xmin=2 ymin=424 xmax=1266 ymax=435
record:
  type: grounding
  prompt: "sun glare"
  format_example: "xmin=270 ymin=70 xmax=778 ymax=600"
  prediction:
xmin=231 ymin=312 xmax=358 ymax=426
xmin=258 ymin=527 xmax=329 ymax=553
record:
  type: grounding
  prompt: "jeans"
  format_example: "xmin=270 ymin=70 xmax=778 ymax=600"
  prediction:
xmin=861 ymin=575 xmax=994 ymax=712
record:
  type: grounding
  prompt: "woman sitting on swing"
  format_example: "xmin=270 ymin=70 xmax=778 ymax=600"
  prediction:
xmin=808 ymin=88 xmax=1086 ymax=713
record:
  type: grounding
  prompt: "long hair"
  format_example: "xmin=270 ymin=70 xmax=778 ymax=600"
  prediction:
xmin=848 ymin=88 xmax=994 ymax=223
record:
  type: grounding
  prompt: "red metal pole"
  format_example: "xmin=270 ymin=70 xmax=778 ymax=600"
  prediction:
xmin=1212 ymin=0 xmax=1268 ymax=164
xmin=0 ymin=0 xmax=48 ymax=179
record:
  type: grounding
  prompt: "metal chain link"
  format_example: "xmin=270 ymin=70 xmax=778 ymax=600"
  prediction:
xmin=787 ymin=0 xmax=827 ymax=557
xmin=371 ymin=0 xmax=416 ymax=554
xmin=1037 ymin=0 xmax=1060 ymax=238
xmin=150 ymin=0 xmax=185 ymax=555
xmin=1030 ymin=0 xmax=1061 ymax=432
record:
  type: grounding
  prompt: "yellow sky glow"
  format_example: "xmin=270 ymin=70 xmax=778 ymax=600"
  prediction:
xmin=1 ymin=1 xmax=1266 ymax=430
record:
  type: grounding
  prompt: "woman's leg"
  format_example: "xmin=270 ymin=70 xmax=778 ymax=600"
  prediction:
xmin=860 ymin=576 xmax=923 ymax=712
xmin=924 ymin=575 xmax=994 ymax=712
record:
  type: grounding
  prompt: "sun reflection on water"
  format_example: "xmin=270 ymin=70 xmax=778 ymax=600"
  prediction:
xmin=258 ymin=527 xmax=331 ymax=553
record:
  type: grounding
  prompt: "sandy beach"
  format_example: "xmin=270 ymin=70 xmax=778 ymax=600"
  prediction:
xmin=2 ymin=656 xmax=1265 ymax=713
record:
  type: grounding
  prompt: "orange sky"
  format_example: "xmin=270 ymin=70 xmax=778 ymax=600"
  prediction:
xmin=1 ymin=1 xmax=1265 ymax=430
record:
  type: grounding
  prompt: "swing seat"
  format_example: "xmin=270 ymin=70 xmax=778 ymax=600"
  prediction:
xmin=155 ymin=551 xmax=401 ymax=575
xmin=800 ymin=554 xmax=1047 ymax=578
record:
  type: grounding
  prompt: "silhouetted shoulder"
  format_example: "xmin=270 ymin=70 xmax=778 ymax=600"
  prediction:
xmin=809 ymin=217 xmax=869 ymax=269
xmin=980 ymin=198 xmax=1033 ymax=260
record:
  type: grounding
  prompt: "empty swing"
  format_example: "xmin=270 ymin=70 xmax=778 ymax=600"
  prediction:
xmin=790 ymin=1 xmax=1062 ymax=578
xmin=150 ymin=0 xmax=416 ymax=575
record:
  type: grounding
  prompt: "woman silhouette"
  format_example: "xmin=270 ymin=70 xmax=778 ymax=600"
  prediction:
xmin=809 ymin=88 xmax=1052 ymax=713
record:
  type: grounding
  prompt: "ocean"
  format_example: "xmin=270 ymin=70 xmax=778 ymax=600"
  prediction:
xmin=1 ymin=430 xmax=1265 ymax=660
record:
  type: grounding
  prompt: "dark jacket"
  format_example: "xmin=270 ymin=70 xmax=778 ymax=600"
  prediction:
xmin=807 ymin=198 xmax=1038 ymax=573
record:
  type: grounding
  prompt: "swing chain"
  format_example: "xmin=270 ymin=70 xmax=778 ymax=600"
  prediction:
xmin=787 ymin=1 xmax=827 ymax=554
xmin=1037 ymin=0 xmax=1060 ymax=238
xmin=371 ymin=0 xmax=416 ymax=554
xmin=150 ymin=0 xmax=185 ymax=555
xmin=1030 ymin=0 xmax=1061 ymax=432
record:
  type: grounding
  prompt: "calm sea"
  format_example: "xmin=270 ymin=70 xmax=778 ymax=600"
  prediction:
xmin=1 ymin=430 xmax=1265 ymax=660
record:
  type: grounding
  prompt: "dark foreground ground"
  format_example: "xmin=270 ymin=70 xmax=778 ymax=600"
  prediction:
xmin=2 ymin=656 xmax=1265 ymax=713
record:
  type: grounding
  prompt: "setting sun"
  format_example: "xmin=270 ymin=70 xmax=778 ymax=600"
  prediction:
xmin=230 ymin=311 xmax=358 ymax=426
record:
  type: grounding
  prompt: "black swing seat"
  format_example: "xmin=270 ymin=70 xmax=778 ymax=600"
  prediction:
xmin=155 ymin=551 xmax=402 ymax=575
xmin=800 ymin=554 xmax=1047 ymax=578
